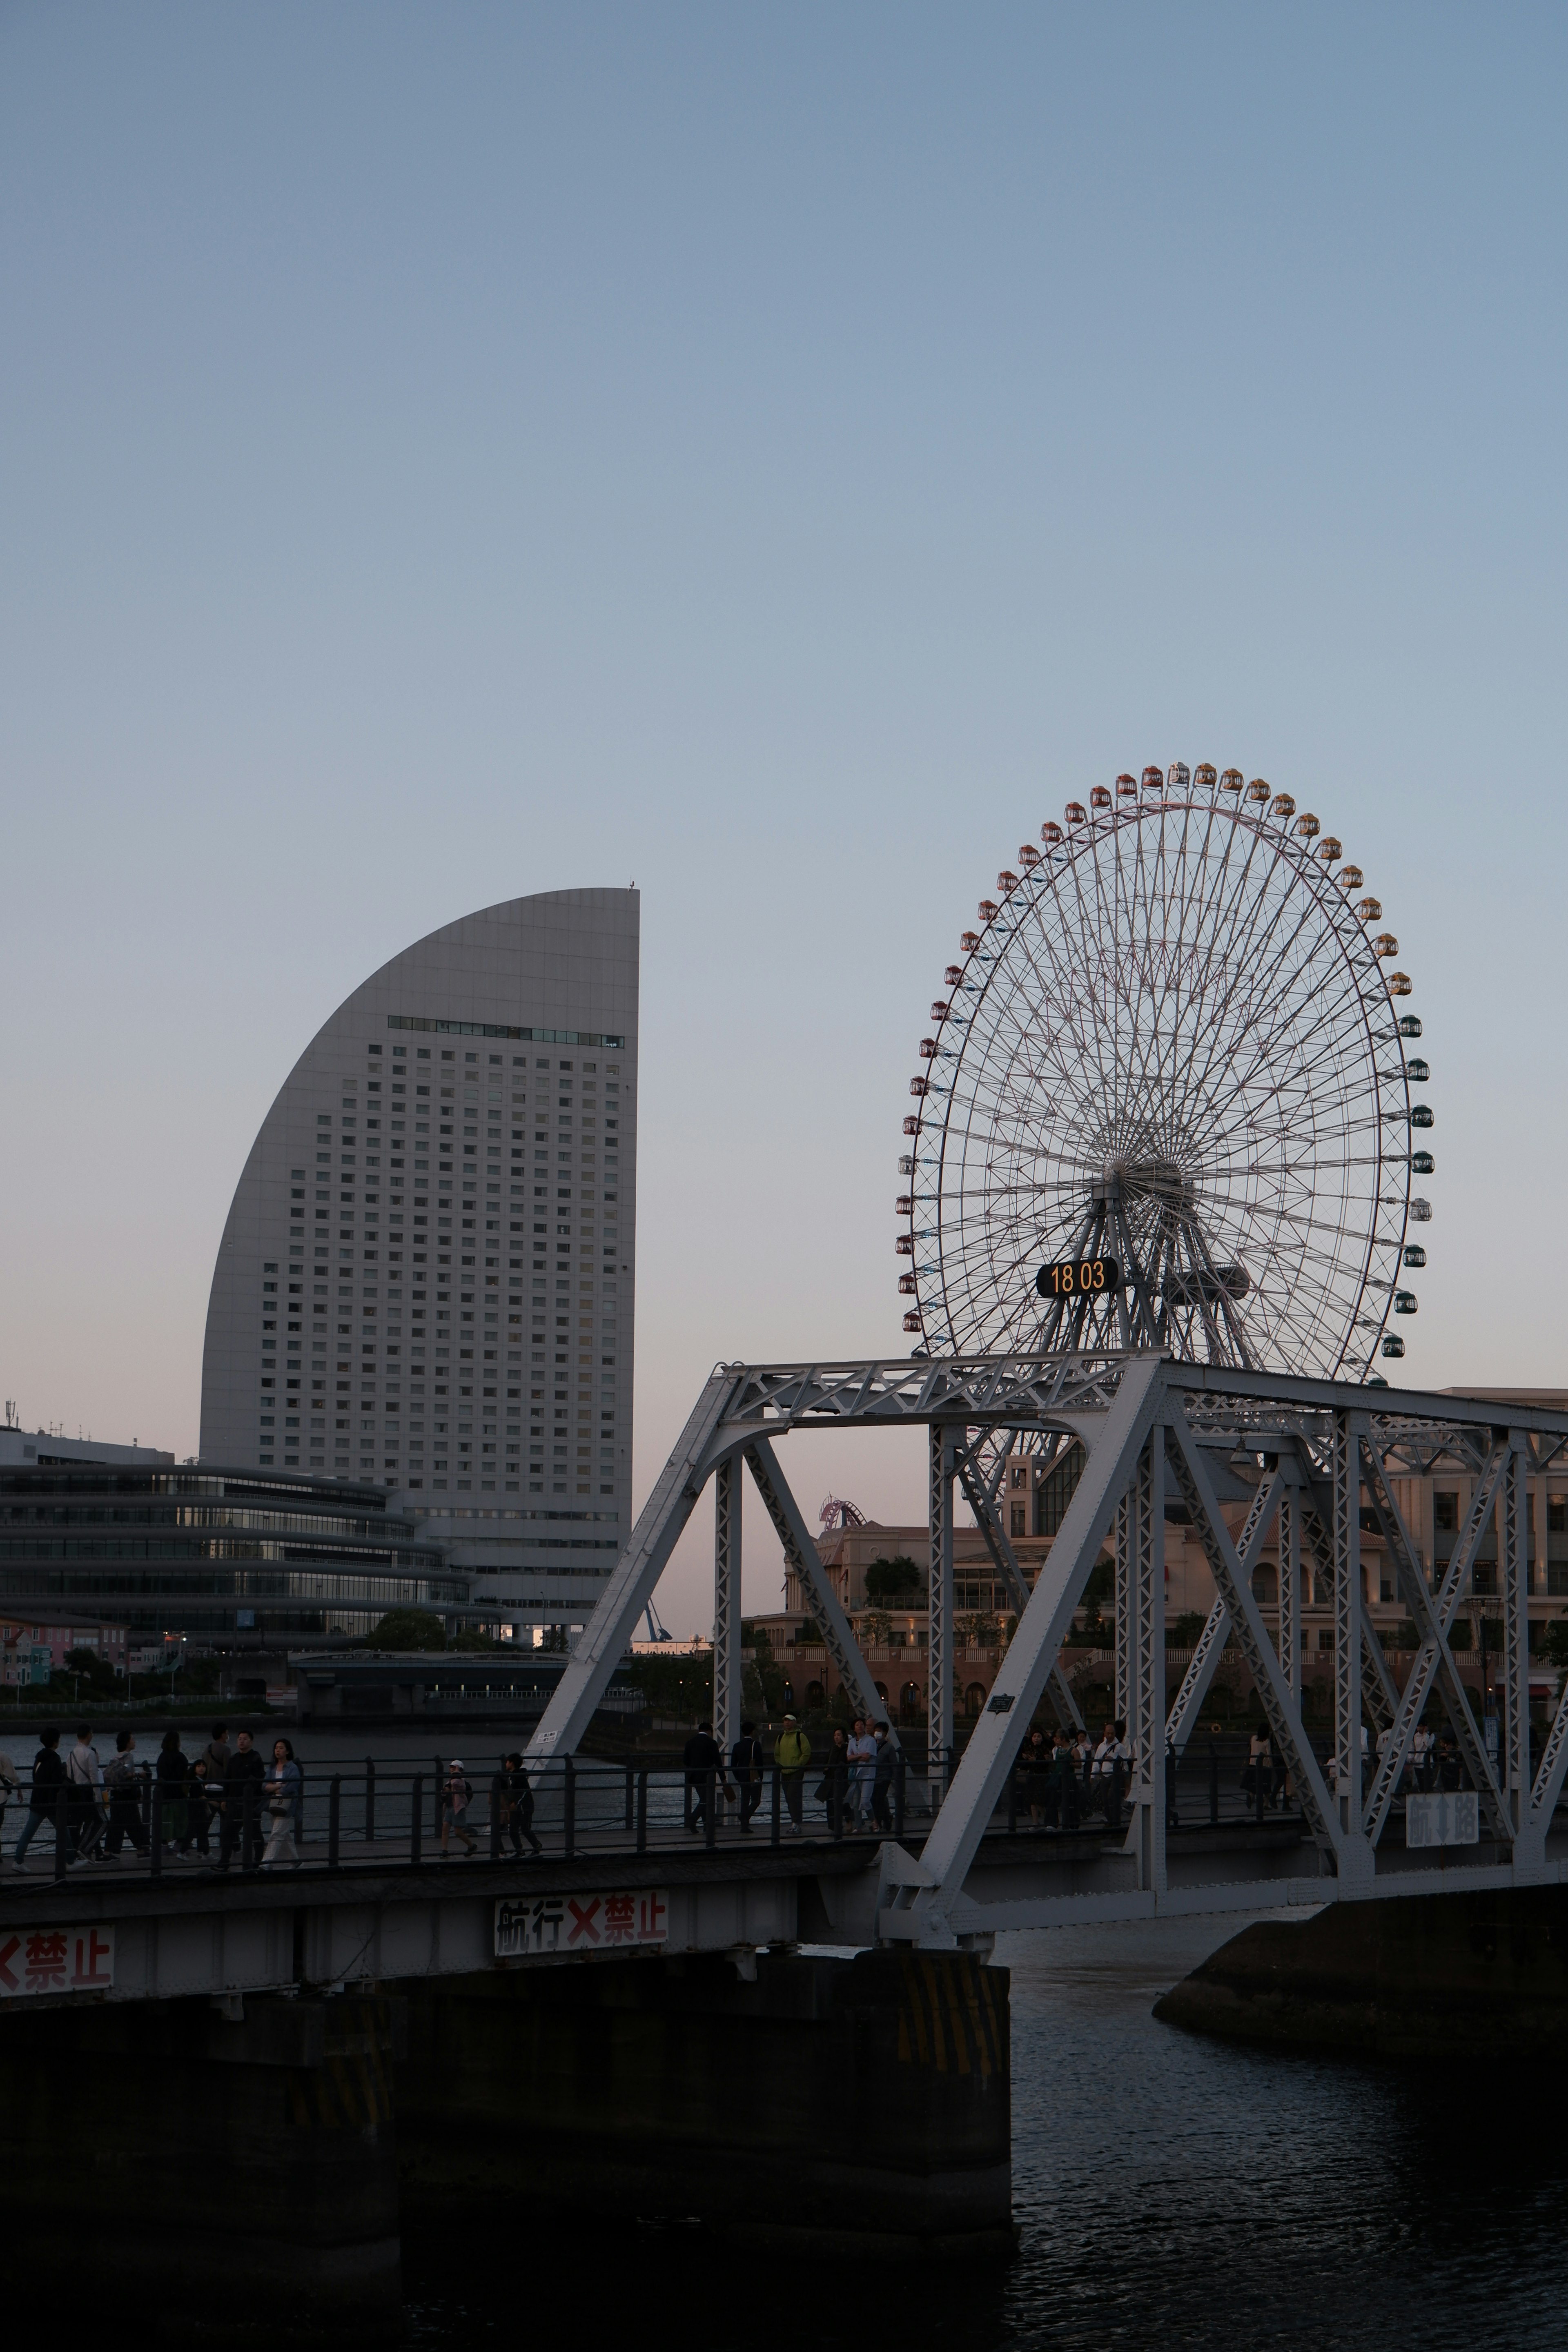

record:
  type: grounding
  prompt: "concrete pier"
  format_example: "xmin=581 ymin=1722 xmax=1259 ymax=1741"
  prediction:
xmin=397 ymin=1948 xmax=1014 ymax=2253
xmin=1155 ymin=1885 xmax=1568 ymax=2059
xmin=0 ymin=1991 xmax=402 ymax=2339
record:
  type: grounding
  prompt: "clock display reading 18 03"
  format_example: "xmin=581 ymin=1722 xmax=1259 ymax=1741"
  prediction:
xmin=1036 ymin=1255 xmax=1121 ymax=1299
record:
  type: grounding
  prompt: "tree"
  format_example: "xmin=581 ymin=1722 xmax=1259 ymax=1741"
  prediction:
xmin=865 ymin=1556 xmax=921 ymax=1601
xmin=1541 ymin=1620 xmax=1568 ymax=1671
xmin=62 ymin=1646 xmax=120 ymax=1693
xmin=955 ymin=1610 xmax=1001 ymax=1647
xmin=366 ymin=1608 xmax=446 ymax=1653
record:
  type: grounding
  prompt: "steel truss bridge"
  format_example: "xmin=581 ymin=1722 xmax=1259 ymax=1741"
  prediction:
xmin=528 ymin=1352 xmax=1568 ymax=1950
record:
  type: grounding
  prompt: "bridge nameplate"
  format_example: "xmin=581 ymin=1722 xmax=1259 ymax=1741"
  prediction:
xmin=496 ymin=1890 xmax=669 ymax=1959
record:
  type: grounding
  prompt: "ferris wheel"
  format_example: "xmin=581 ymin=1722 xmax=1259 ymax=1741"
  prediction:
xmin=897 ymin=762 xmax=1431 ymax=1382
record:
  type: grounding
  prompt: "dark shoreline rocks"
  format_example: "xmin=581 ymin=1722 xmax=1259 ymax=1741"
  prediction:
xmin=1154 ymin=1884 xmax=1568 ymax=2060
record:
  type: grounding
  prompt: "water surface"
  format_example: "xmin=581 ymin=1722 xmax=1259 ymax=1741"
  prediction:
xmin=406 ymin=1912 xmax=1568 ymax=2351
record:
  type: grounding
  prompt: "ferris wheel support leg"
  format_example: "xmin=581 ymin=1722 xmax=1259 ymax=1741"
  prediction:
xmin=928 ymin=1426 xmax=956 ymax=1780
xmin=713 ymin=1455 xmax=741 ymax=1754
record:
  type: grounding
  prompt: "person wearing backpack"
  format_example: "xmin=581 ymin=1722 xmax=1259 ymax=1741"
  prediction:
xmin=773 ymin=1714 xmax=811 ymax=1837
xmin=441 ymin=1758 xmax=478 ymax=1857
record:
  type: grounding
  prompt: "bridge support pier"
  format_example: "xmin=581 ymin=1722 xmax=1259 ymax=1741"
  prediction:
xmin=396 ymin=1947 xmax=1013 ymax=2252
xmin=0 ymin=1991 xmax=401 ymax=2339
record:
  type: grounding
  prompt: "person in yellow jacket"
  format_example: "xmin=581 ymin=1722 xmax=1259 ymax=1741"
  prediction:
xmin=773 ymin=1714 xmax=811 ymax=1837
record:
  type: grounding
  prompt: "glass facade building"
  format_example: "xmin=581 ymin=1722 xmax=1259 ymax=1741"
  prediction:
xmin=0 ymin=1464 xmax=464 ymax=1648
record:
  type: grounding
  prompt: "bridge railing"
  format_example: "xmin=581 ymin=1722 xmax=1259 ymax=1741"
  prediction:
xmin=6 ymin=1732 xmax=1503 ymax=1887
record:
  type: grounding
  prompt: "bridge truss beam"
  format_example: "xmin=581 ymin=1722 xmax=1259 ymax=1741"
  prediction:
xmin=525 ymin=1352 xmax=1568 ymax=1944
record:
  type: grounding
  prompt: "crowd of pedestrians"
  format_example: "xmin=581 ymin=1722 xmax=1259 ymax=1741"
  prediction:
xmin=3 ymin=1724 xmax=305 ymax=1873
xmin=681 ymin=1712 xmax=899 ymax=1836
xmin=1015 ymin=1719 xmax=1135 ymax=1830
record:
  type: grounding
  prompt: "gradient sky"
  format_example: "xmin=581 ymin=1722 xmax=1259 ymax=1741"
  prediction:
xmin=4 ymin=6 xmax=1567 ymax=1635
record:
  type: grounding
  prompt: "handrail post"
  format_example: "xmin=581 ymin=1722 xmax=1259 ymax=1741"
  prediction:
xmin=563 ymin=1756 xmax=575 ymax=1860
xmin=1208 ymin=1741 xmax=1220 ymax=1829
xmin=831 ymin=1764 xmax=843 ymax=1843
xmin=636 ymin=1768 xmax=648 ymax=1855
xmin=624 ymin=1763 xmax=634 ymax=1835
xmin=149 ymin=1781 xmax=163 ymax=1879
xmin=1007 ymin=1757 xmax=1017 ymax=1835
xmin=433 ymin=1754 xmax=443 ymax=1846
xmin=770 ymin=1760 xmax=781 ymax=1849
xmin=895 ymin=1748 xmax=906 ymax=1840
xmin=490 ymin=1773 xmax=502 ymax=1863
xmin=705 ymin=1768 xmax=717 ymax=1851
xmin=365 ymin=1757 xmax=376 ymax=1843
xmin=411 ymin=1773 xmax=423 ymax=1866
xmin=54 ymin=1784 xmax=69 ymax=1881
xmin=328 ymin=1775 xmax=341 ymax=1869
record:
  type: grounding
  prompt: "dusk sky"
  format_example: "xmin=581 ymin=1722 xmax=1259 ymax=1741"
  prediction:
xmin=4 ymin=6 xmax=1567 ymax=1632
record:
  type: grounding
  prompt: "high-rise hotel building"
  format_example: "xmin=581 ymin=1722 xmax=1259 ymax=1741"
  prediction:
xmin=199 ymin=888 xmax=638 ymax=1633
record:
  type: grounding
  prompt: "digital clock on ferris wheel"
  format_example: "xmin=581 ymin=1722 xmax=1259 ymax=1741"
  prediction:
xmin=1035 ymin=1256 xmax=1121 ymax=1300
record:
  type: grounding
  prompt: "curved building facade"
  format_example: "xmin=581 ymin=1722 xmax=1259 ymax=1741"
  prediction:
xmin=199 ymin=888 xmax=638 ymax=1628
xmin=0 ymin=1463 xmax=461 ymax=1647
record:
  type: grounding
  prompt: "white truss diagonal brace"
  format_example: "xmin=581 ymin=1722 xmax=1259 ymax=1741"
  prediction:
xmin=1359 ymin=1437 xmax=1512 ymax=1846
xmin=906 ymin=1354 xmax=1167 ymax=1929
xmin=1168 ymin=1419 xmax=1340 ymax=1860
xmin=527 ymin=1369 xmax=741 ymax=1760
xmin=743 ymin=1436 xmax=899 ymax=1745
xmin=1164 ymin=1466 xmax=1285 ymax=1750
xmin=957 ymin=1452 xmax=1083 ymax=1731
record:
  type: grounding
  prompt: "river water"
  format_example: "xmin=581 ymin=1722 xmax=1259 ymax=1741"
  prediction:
xmin=405 ymin=1912 xmax=1566 ymax=2352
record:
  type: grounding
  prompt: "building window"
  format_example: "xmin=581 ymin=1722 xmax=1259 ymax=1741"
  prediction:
xmin=1434 ymin=1492 xmax=1458 ymax=1531
xmin=1035 ymin=1445 xmax=1085 ymax=1538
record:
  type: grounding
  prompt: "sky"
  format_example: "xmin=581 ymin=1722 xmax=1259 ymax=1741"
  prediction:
xmin=3 ymin=4 xmax=1567 ymax=1635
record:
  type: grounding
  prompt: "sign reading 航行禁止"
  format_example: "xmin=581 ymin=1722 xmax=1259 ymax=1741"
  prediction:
xmin=495 ymin=1890 xmax=668 ymax=1959
xmin=1405 ymin=1793 xmax=1479 ymax=1848
xmin=0 ymin=1924 xmax=115 ymax=1998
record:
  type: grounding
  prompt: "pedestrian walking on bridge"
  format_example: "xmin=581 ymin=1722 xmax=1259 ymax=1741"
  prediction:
xmin=499 ymin=1753 xmax=543 ymax=1858
xmin=731 ymin=1721 xmax=764 ymax=1833
xmin=68 ymin=1724 xmax=106 ymax=1862
xmin=775 ymin=1714 xmax=811 ymax=1836
xmin=441 ymin=1759 xmax=478 ymax=1857
xmin=102 ymin=1731 xmax=148 ymax=1858
xmin=262 ymin=1738 xmax=303 ymax=1867
xmin=218 ymin=1729 xmax=266 ymax=1873
xmin=683 ymin=1720 xmax=723 ymax=1834
xmin=871 ymin=1722 xmax=896 ymax=1833
xmin=155 ymin=1729 xmax=190 ymax=1851
xmin=13 ymin=1727 xmax=67 ymax=1869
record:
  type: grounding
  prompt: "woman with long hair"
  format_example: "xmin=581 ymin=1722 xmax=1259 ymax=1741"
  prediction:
xmin=261 ymin=1736 xmax=303 ymax=1867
